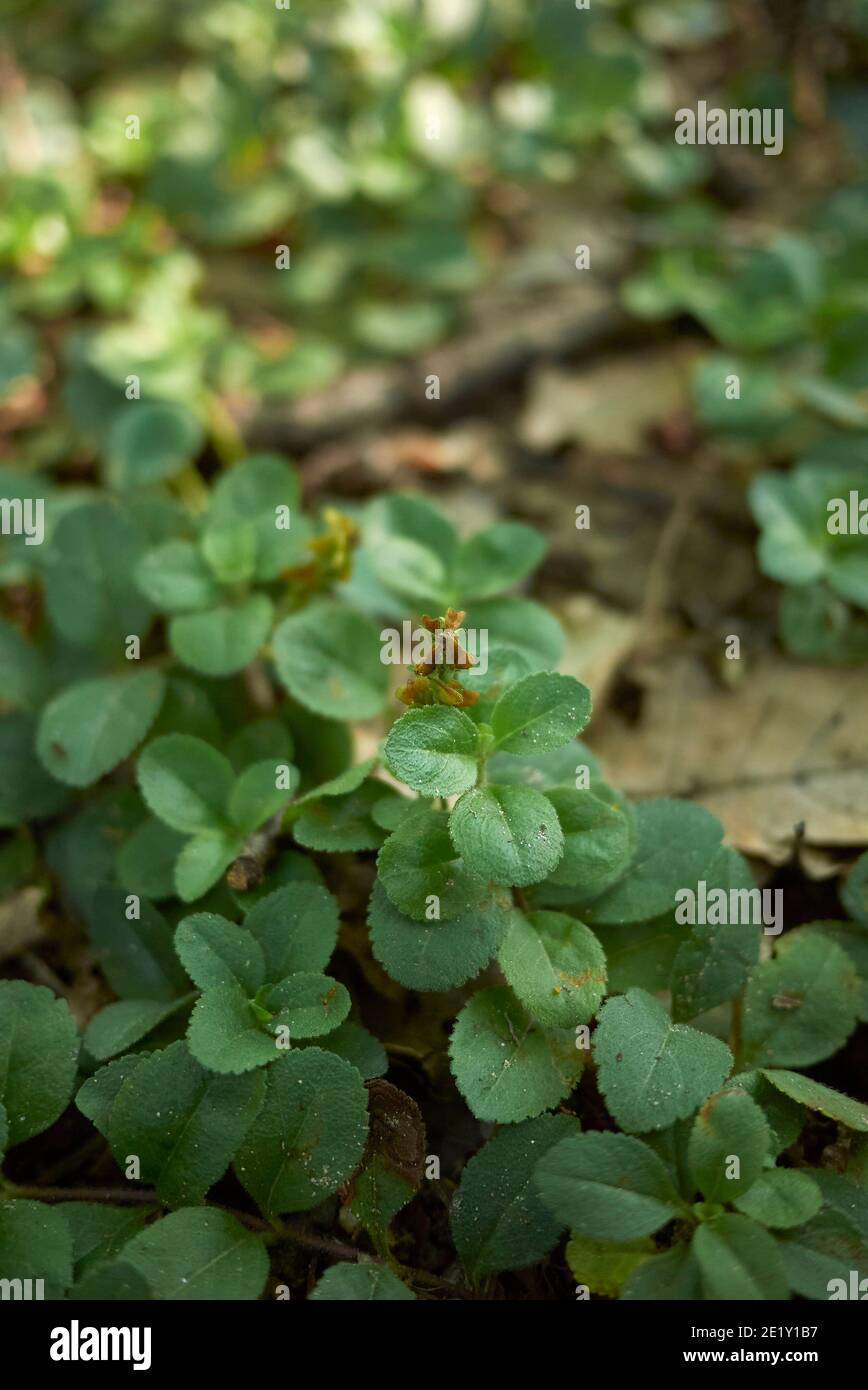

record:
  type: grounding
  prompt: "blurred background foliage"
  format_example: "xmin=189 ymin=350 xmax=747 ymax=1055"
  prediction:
xmin=1 ymin=0 xmax=868 ymax=652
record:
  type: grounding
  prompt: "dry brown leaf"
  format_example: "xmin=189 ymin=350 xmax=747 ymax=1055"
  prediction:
xmin=554 ymin=593 xmax=639 ymax=709
xmin=518 ymin=344 xmax=700 ymax=455
xmin=0 ymin=886 xmax=45 ymax=962
xmin=589 ymin=650 xmax=868 ymax=863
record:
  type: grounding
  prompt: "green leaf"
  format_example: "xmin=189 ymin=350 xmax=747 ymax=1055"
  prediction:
xmin=122 ymin=1208 xmax=268 ymax=1299
xmin=42 ymin=500 xmax=151 ymax=650
xmin=58 ymin=1203 xmax=151 ymax=1281
xmin=687 ymin=1088 xmax=771 ymax=1201
xmin=297 ymin=1021 xmax=387 ymax=1081
xmin=272 ymin=600 xmax=388 ymax=720
xmin=227 ymin=718 xmax=294 ymax=773
xmin=174 ymin=913 xmax=265 ymax=994
xmin=566 ymin=1234 xmax=655 ymax=1298
xmin=108 ymin=1041 xmax=265 ymax=1207
xmin=810 ymin=1170 xmax=868 ymax=1238
xmin=470 ymin=597 xmax=564 ymax=671
xmin=368 ymin=878 xmax=509 ymax=991
xmin=377 ymin=808 xmax=496 ymax=922
xmin=778 ymin=1209 xmax=868 ymax=1299
xmin=449 ymin=784 xmax=564 ymax=888
xmin=292 ymin=781 xmax=385 ymax=852
xmin=460 ymin=644 xmax=535 ymax=723
xmin=449 ymin=986 xmax=585 ymax=1124
xmin=228 ymin=759 xmax=297 ymax=832
xmin=201 ymin=521 xmax=257 ymax=585
xmin=0 ymin=1201 xmax=73 ymax=1299
xmin=135 ymin=540 xmax=222 ymax=613
xmin=742 ymin=926 xmax=860 ymax=1067
xmin=759 ymin=1069 xmax=868 ymax=1132
xmin=86 ymin=886 xmax=190 ymax=1001
xmin=207 ymin=454 xmax=304 ymax=581
xmin=621 ymin=1243 xmax=703 ymax=1300
xmin=535 ymin=1132 xmax=684 ymax=1240
xmin=186 ymin=983 xmax=278 ymax=1074
xmin=294 ymin=756 xmax=378 ymax=806
xmin=76 ymin=1055 xmax=150 ymax=1135
xmin=107 ymin=401 xmax=203 ymax=488
xmin=452 ymin=1114 xmax=581 ymax=1282
xmin=245 ymin=884 xmax=340 ymax=981
xmin=151 ymin=675 xmax=223 ymax=744
xmin=362 ymin=493 xmax=455 ymax=607
xmin=175 ymin=829 xmax=244 ymax=901
xmin=730 ymin=1070 xmax=805 ymax=1153
xmin=84 ymin=996 xmax=191 ymax=1062
xmin=670 ymin=847 xmax=761 ymax=1021
xmin=170 ymin=595 xmax=273 ymax=677
xmin=234 ymin=1048 xmax=368 ymax=1214
xmin=0 ymin=713 xmax=69 ymax=826
xmin=383 ymin=705 xmax=479 ymax=797
xmin=733 ymin=1169 xmax=823 ymax=1229
xmin=0 ymin=981 xmax=79 ymax=1146
xmin=692 ymin=1213 xmax=789 ymax=1300
xmin=811 ymin=920 xmax=868 ymax=1022
xmin=116 ymin=816 xmax=186 ymax=901
xmin=511 ymin=741 xmax=598 ymax=796
xmin=70 ymin=1260 xmax=153 ymax=1301
xmin=138 ymin=734 xmax=234 ymax=834
xmin=584 ymin=799 xmax=724 ymax=926
xmin=751 ymin=464 xmax=862 ymax=600
xmin=497 ymin=909 xmax=606 ymax=1029
xmin=452 ymin=522 xmax=547 ymax=600
xmin=266 ymin=972 xmax=351 ymax=1039
xmin=544 ymin=785 xmax=637 ymax=897
xmin=37 ymin=670 xmax=166 ymax=788
xmin=490 ymin=672 xmax=591 ymax=755
xmin=370 ymin=792 xmax=432 ymax=832
xmin=593 ymin=988 xmax=733 ymax=1133
xmin=44 ymin=785 xmax=139 ymax=914
xmin=0 ymin=617 xmax=47 ymax=710
xmin=309 ymin=1262 xmax=415 ymax=1301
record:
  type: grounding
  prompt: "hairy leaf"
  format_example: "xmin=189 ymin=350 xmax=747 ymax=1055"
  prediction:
xmin=452 ymin=1114 xmax=580 ymax=1282
xmin=594 ymin=988 xmax=733 ymax=1133
xmin=449 ymin=987 xmax=584 ymax=1124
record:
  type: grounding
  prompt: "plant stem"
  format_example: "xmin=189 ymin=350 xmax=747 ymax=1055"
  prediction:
xmin=5 ymin=1183 xmax=158 ymax=1204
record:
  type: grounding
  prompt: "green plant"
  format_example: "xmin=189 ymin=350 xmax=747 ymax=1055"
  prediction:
xmin=4 ymin=0 xmax=868 ymax=1306
xmin=748 ymin=456 xmax=868 ymax=662
xmin=2 ymin=469 xmax=867 ymax=1300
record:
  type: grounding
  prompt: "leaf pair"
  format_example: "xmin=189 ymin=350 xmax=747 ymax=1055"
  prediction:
xmin=382 ymin=670 xmax=591 ymax=888
xmin=0 ymin=1200 xmax=269 ymax=1300
xmin=135 ymin=456 xmax=309 ymax=678
xmin=178 ymin=886 xmax=346 ymax=1073
xmin=358 ymin=493 xmax=549 ymax=614
xmin=138 ymin=733 xmax=299 ymax=900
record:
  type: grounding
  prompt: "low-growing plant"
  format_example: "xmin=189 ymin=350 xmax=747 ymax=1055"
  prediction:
xmin=1 ymin=472 xmax=867 ymax=1302
xmin=748 ymin=453 xmax=868 ymax=663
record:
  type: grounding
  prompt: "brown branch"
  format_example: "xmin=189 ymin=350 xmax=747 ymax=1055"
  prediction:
xmin=226 ymin=810 xmax=285 ymax=892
